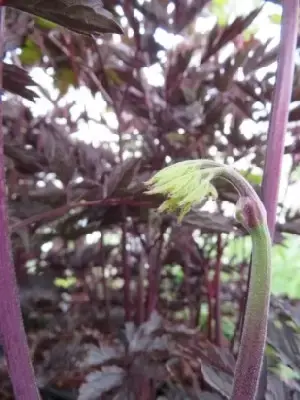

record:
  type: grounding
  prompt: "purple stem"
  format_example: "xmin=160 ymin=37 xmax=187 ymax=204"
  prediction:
xmin=146 ymin=241 xmax=163 ymax=319
xmin=214 ymin=234 xmax=222 ymax=347
xmin=0 ymin=7 xmax=40 ymax=399
xmin=121 ymin=208 xmax=132 ymax=322
xmin=249 ymin=1 xmax=298 ymax=397
xmin=261 ymin=0 xmax=299 ymax=239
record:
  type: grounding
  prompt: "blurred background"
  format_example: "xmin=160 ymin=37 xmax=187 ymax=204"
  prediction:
xmin=1 ymin=0 xmax=300 ymax=399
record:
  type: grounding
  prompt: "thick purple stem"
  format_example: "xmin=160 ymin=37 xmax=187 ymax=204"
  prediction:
xmin=262 ymin=0 xmax=298 ymax=239
xmin=0 ymin=7 xmax=40 ymax=399
xmin=257 ymin=2 xmax=298 ymax=397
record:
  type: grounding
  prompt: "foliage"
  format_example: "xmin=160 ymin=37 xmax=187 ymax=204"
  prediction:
xmin=6 ymin=0 xmax=123 ymax=35
xmin=0 ymin=0 xmax=300 ymax=399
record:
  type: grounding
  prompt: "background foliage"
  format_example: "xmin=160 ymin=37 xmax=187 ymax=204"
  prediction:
xmin=1 ymin=0 xmax=300 ymax=399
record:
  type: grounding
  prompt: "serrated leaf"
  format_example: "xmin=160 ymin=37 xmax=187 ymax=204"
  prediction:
xmin=203 ymin=6 xmax=262 ymax=63
xmin=84 ymin=344 xmax=121 ymax=367
xmin=128 ymin=311 xmax=167 ymax=353
xmin=78 ymin=368 xmax=125 ymax=400
xmin=7 ymin=0 xmax=123 ymax=36
xmin=106 ymin=158 xmax=141 ymax=197
xmin=3 ymin=64 xmax=38 ymax=101
xmin=201 ymin=363 xmax=232 ymax=399
xmin=139 ymin=310 xmax=162 ymax=336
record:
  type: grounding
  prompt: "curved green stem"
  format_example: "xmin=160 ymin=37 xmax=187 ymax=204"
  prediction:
xmin=213 ymin=167 xmax=272 ymax=399
xmin=230 ymin=210 xmax=271 ymax=399
xmin=145 ymin=159 xmax=272 ymax=400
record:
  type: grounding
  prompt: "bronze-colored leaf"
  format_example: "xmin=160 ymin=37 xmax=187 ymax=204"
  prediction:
xmin=6 ymin=0 xmax=123 ymax=36
xmin=3 ymin=63 xmax=38 ymax=101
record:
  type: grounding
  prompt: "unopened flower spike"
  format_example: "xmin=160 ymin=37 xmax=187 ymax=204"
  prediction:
xmin=144 ymin=159 xmax=272 ymax=400
xmin=144 ymin=160 xmax=220 ymax=221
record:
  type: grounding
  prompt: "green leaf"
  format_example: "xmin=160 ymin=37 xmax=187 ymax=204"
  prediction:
xmin=19 ymin=39 xmax=42 ymax=66
xmin=54 ymin=277 xmax=76 ymax=289
xmin=243 ymin=26 xmax=259 ymax=41
xmin=212 ymin=0 xmax=228 ymax=5
xmin=166 ymin=132 xmax=186 ymax=143
xmin=35 ymin=17 xmax=58 ymax=30
xmin=269 ymin=13 xmax=282 ymax=25
xmin=224 ymin=233 xmax=300 ymax=299
xmin=222 ymin=317 xmax=235 ymax=339
xmin=238 ymin=170 xmax=262 ymax=185
xmin=211 ymin=0 xmax=229 ymax=27
xmin=54 ymin=67 xmax=77 ymax=95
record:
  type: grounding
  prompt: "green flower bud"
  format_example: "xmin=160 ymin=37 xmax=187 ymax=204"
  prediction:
xmin=145 ymin=160 xmax=220 ymax=221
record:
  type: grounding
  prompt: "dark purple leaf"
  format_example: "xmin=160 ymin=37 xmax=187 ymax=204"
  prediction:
xmin=7 ymin=0 xmax=123 ymax=35
xmin=78 ymin=368 xmax=125 ymax=400
xmin=3 ymin=64 xmax=38 ymax=101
